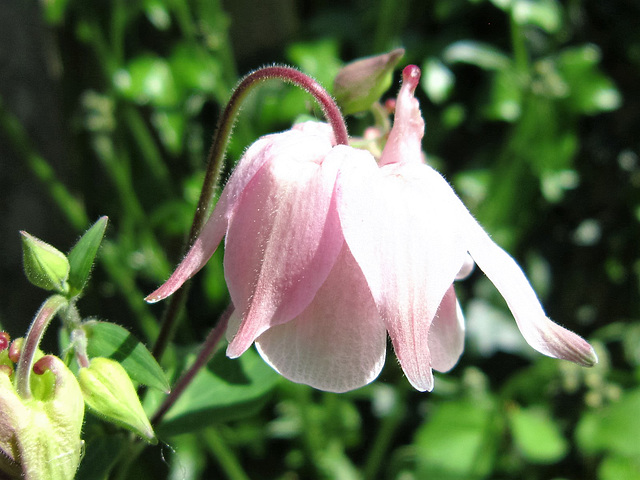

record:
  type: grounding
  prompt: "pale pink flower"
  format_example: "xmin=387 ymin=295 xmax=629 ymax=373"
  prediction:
xmin=147 ymin=66 xmax=597 ymax=393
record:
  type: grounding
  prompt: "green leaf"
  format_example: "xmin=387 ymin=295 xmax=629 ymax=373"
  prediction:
xmin=508 ymin=406 xmax=568 ymax=463
xmin=576 ymin=388 xmax=640 ymax=458
xmin=512 ymin=0 xmax=562 ymax=33
xmin=414 ymin=397 xmax=500 ymax=479
xmin=83 ymin=321 xmax=170 ymax=393
xmin=41 ymin=0 xmax=71 ymax=25
xmin=151 ymin=111 xmax=185 ymax=155
xmin=67 ymin=216 xmax=108 ymax=296
xmin=598 ymin=455 xmax=640 ymax=480
xmin=555 ymin=45 xmax=622 ymax=114
xmin=422 ymin=57 xmax=455 ymax=104
xmin=113 ymin=56 xmax=181 ymax=108
xmin=443 ymin=41 xmax=512 ymax=71
xmin=286 ymin=38 xmax=342 ymax=89
xmin=20 ymin=231 xmax=70 ymax=293
xmin=157 ymin=348 xmax=279 ymax=436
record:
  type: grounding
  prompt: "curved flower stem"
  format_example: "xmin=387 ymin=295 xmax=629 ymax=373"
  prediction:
xmin=151 ymin=66 xmax=348 ymax=361
xmin=15 ymin=294 xmax=68 ymax=399
xmin=151 ymin=305 xmax=233 ymax=426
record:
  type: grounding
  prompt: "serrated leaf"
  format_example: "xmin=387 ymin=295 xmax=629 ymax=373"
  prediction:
xmin=67 ymin=216 xmax=108 ymax=296
xmin=157 ymin=348 xmax=279 ymax=436
xmin=20 ymin=231 xmax=70 ymax=293
xmin=83 ymin=321 xmax=170 ymax=393
xmin=508 ymin=406 xmax=568 ymax=463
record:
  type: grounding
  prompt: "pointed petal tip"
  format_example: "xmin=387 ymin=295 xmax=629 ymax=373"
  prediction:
xmin=577 ymin=344 xmax=599 ymax=367
xmin=144 ymin=284 xmax=177 ymax=304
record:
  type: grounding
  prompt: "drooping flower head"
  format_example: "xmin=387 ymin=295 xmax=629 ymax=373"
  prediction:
xmin=148 ymin=65 xmax=597 ymax=393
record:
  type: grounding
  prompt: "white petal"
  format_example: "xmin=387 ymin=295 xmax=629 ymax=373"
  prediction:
xmin=467 ymin=224 xmax=597 ymax=366
xmin=337 ymin=159 xmax=470 ymax=391
xmin=225 ymin=144 xmax=350 ymax=358
xmin=254 ymin=245 xmax=387 ymax=393
xmin=429 ymin=285 xmax=465 ymax=372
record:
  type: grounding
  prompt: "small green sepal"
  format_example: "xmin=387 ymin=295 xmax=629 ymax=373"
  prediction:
xmin=67 ymin=216 xmax=108 ymax=296
xmin=21 ymin=231 xmax=70 ymax=293
xmin=79 ymin=357 xmax=156 ymax=443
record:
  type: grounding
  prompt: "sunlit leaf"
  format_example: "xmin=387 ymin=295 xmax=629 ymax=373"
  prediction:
xmin=415 ymin=397 xmax=500 ymax=479
xmin=113 ymin=56 xmax=181 ymax=107
xmin=508 ymin=406 xmax=568 ymax=463
xmin=83 ymin=321 xmax=170 ymax=393
xmin=443 ymin=41 xmax=511 ymax=71
xmin=157 ymin=348 xmax=279 ymax=436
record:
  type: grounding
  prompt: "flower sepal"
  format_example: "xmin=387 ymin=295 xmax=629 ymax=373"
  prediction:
xmin=78 ymin=357 xmax=156 ymax=443
xmin=0 ymin=355 xmax=84 ymax=480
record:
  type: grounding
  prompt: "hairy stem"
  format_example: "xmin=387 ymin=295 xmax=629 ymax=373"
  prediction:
xmin=16 ymin=295 xmax=68 ymax=399
xmin=151 ymin=305 xmax=233 ymax=426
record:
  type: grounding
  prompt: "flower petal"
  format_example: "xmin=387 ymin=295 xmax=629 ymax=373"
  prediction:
xmin=225 ymin=144 xmax=351 ymax=358
xmin=146 ymin=127 xmax=332 ymax=303
xmin=379 ymin=65 xmax=424 ymax=167
xmin=337 ymin=159 xmax=469 ymax=392
xmin=466 ymin=223 xmax=598 ymax=366
xmin=429 ymin=285 xmax=465 ymax=372
xmin=254 ymin=245 xmax=387 ymax=393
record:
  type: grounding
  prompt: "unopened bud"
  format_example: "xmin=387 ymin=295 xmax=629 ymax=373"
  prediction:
xmin=334 ymin=48 xmax=405 ymax=115
xmin=79 ymin=357 xmax=156 ymax=443
xmin=20 ymin=231 xmax=70 ymax=293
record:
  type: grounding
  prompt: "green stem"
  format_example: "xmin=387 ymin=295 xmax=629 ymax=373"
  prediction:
xmin=16 ymin=295 xmax=68 ymax=399
xmin=363 ymin=394 xmax=406 ymax=480
xmin=510 ymin=12 xmax=530 ymax=75
xmin=152 ymin=65 xmax=349 ymax=361
xmin=202 ymin=427 xmax=252 ymax=480
xmin=151 ymin=305 xmax=232 ymax=426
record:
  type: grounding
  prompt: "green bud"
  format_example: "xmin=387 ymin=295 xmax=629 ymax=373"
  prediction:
xmin=79 ymin=357 xmax=156 ymax=443
xmin=0 ymin=355 xmax=84 ymax=480
xmin=334 ymin=48 xmax=405 ymax=115
xmin=20 ymin=231 xmax=70 ymax=294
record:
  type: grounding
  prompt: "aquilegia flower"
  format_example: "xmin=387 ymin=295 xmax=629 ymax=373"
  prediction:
xmin=148 ymin=65 xmax=597 ymax=393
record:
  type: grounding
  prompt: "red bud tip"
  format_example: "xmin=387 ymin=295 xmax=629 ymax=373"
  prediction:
xmin=0 ymin=365 xmax=13 ymax=377
xmin=0 ymin=331 xmax=9 ymax=351
xmin=33 ymin=356 xmax=56 ymax=375
xmin=402 ymin=65 xmax=421 ymax=92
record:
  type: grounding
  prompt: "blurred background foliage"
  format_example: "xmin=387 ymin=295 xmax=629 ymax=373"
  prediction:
xmin=1 ymin=0 xmax=640 ymax=478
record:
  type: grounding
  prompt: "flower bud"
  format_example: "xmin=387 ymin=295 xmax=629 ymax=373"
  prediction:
xmin=0 ymin=332 xmax=9 ymax=351
xmin=333 ymin=48 xmax=405 ymax=115
xmin=20 ymin=231 xmax=70 ymax=294
xmin=0 ymin=355 xmax=84 ymax=480
xmin=79 ymin=357 xmax=156 ymax=443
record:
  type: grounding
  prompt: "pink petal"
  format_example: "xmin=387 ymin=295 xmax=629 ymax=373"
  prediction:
xmin=146 ymin=126 xmax=334 ymax=304
xmin=466 ymin=222 xmax=598 ymax=366
xmin=337 ymin=159 xmax=470 ymax=392
xmin=429 ymin=285 xmax=465 ymax=373
xmin=379 ymin=65 xmax=425 ymax=167
xmin=225 ymin=145 xmax=351 ymax=358
xmin=253 ymin=245 xmax=387 ymax=393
